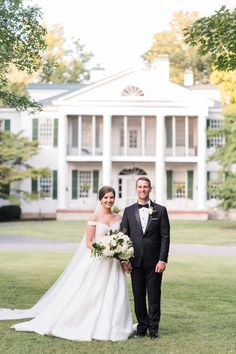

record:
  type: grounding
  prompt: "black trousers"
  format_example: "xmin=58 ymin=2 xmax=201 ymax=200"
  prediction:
xmin=131 ymin=261 xmax=163 ymax=334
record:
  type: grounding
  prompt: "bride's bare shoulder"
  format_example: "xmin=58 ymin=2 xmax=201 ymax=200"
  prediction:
xmin=88 ymin=212 xmax=99 ymax=223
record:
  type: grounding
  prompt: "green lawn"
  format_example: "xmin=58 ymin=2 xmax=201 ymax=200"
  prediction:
xmin=0 ymin=220 xmax=236 ymax=244
xmin=0 ymin=251 xmax=235 ymax=354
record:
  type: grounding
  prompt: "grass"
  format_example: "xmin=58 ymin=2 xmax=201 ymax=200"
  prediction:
xmin=0 ymin=219 xmax=236 ymax=244
xmin=0 ymin=251 xmax=235 ymax=354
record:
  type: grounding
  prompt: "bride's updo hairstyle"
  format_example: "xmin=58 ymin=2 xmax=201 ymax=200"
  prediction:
xmin=99 ymin=186 xmax=116 ymax=200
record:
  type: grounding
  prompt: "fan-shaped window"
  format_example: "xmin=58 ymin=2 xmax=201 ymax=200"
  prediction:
xmin=121 ymin=86 xmax=144 ymax=96
xmin=119 ymin=167 xmax=147 ymax=175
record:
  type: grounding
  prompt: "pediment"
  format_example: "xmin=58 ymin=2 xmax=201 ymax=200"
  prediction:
xmin=52 ymin=67 xmax=214 ymax=107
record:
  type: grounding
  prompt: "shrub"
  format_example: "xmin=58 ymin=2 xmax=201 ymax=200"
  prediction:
xmin=0 ymin=205 xmax=22 ymax=221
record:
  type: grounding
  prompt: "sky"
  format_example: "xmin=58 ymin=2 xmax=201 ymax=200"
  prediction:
xmin=31 ymin=0 xmax=236 ymax=72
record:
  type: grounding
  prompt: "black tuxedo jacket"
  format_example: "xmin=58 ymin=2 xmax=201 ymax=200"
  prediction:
xmin=121 ymin=201 xmax=170 ymax=268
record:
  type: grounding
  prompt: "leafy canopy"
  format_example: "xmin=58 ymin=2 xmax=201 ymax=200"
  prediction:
xmin=184 ymin=6 xmax=236 ymax=71
xmin=0 ymin=0 xmax=50 ymax=111
xmin=142 ymin=11 xmax=212 ymax=84
xmin=38 ymin=24 xmax=94 ymax=84
xmin=0 ymin=130 xmax=50 ymax=203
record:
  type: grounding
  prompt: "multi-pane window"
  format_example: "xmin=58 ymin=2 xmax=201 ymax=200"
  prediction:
xmin=207 ymin=119 xmax=223 ymax=147
xmin=207 ymin=171 xmax=220 ymax=199
xmin=173 ymin=181 xmax=186 ymax=198
xmin=39 ymin=118 xmax=53 ymax=145
xmin=79 ymin=171 xmax=91 ymax=197
xmin=129 ymin=129 xmax=138 ymax=148
xmin=39 ymin=176 xmax=52 ymax=197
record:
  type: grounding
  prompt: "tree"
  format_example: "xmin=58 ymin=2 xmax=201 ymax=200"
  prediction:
xmin=0 ymin=0 xmax=51 ymax=204
xmin=142 ymin=11 xmax=212 ymax=84
xmin=38 ymin=24 xmax=94 ymax=83
xmin=207 ymin=112 xmax=236 ymax=210
xmin=186 ymin=6 xmax=236 ymax=210
xmin=0 ymin=130 xmax=49 ymax=203
xmin=0 ymin=0 xmax=51 ymax=111
xmin=184 ymin=6 xmax=236 ymax=72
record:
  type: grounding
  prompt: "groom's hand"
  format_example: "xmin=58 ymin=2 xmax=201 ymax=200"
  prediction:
xmin=121 ymin=260 xmax=132 ymax=273
xmin=155 ymin=261 xmax=166 ymax=273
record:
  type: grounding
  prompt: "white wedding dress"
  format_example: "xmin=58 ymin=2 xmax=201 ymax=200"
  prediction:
xmin=0 ymin=221 xmax=133 ymax=341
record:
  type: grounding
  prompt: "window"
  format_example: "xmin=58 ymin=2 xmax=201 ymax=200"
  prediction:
xmin=129 ymin=130 xmax=137 ymax=148
xmin=81 ymin=116 xmax=92 ymax=155
xmin=207 ymin=171 xmax=220 ymax=199
xmin=176 ymin=117 xmax=185 ymax=147
xmin=207 ymin=119 xmax=223 ymax=148
xmin=39 ymin=176 xmax=52 ymax=198
xmin=79 ymin=171 xmax=91 ymax=198
xmin=32 ymin=171 xmax=57 ymax=199
xmin=121 ymin=86 xmax=144 ymax=96
xmin=39 ymin=118 xmax=53 ymax=145
xmin=165 ymin=116 xmax=172 ymax=148
xmin=173 ymin=181 xmax=186 ymax=198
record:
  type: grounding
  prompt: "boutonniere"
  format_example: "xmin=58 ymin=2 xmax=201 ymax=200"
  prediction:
xmin=148 ymin=206 xmax=156 ymax=215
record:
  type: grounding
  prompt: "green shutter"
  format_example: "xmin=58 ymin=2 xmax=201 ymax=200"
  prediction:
xmin=93 ymin=170 xmax=99 ymax=193
xmin=207 ymin=171 xmax=210 ymax=200
xmin=4 ymin=120 xmax=11 ymax=131
xmin=52 ymin=170 xmax=58 ymax=199
xmin=166 ymin=170 xmax=172 ymax=199
xmin=32 ymin=119 xmax=38 ymax=140
xmin=72 ymin=170 xmax=78 ymax=199
xmin=0 ymin=184 xmax=10 ymax=198
xmin=206 ymin=119 xmax=210 ymax=148
xmin=187 ymin=170 xmax=193 ymax=199
xmin=31 ymin=178 xmax=38 ymax=195
xmin=53 ymin=118 xmax=58 ymax=147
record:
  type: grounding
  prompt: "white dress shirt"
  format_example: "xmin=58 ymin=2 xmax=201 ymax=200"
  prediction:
xmin=138 ymin=200 xmax=150 ymax=233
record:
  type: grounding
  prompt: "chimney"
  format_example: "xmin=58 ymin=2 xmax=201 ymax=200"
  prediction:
xmin=89 ymin=67 xmax=106 ymax=83
xmin=151 ymin=54 xmax=169 ymax=81
xmin=184 ymin=68 xmax=193 ymax=86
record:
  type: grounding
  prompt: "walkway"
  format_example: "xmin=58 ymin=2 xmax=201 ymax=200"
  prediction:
xmin=1 ymin=235 xmax=236 ymax=256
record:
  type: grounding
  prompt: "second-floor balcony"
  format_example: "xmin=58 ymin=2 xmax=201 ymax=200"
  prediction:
xmin=67 ymin=114 xmax=198 ymax=158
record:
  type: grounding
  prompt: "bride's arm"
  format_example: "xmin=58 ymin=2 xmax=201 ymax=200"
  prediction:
xmin=86 ymin=225 xmax=96 ymax=249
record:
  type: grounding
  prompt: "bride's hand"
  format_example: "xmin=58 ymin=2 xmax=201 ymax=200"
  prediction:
xmin=121 ymin=260 xmax=132 ymax=273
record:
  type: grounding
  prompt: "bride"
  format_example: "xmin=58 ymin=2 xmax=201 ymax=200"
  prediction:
xmin=0 ymin=186 xmax=133 ymax=341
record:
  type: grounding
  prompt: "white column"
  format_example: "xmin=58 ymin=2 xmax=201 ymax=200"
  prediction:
xmin=141 ymin=115 xmax=145 ymax=156
xmin=172 ymin=116 xmax=176 ymax=156
xmin=197 ymin=115 xmax=207 ymax=210
xmin=58 ymin=114 xmax=67 ymax=209
xmin=124 ymin=115 xmax=128 ymax=156
xmin=92 ymin=115 xmax=96 ymax=155
xmin=185 ymin=116 xmax=189 ymax=156
xmin=155 ymin=115 xmax=165 ymax=204
xmin=78 ymin=115 xmax=81 ymax=155
xmin=102 ymin=114 xmax=112 ymax=185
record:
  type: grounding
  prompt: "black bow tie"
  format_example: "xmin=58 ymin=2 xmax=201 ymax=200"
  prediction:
xmin=138 ymin=203 xmax=149 ymax=209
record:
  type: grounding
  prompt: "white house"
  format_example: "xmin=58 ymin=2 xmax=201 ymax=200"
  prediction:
xmin=0 ymin=55 xmax=226 ymax=220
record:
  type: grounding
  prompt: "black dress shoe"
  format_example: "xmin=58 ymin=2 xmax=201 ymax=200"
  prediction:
xmin=150 ymin=332 xmax=160 ymax=340
xmin=133 ymin=331 xmax=146 ymax=338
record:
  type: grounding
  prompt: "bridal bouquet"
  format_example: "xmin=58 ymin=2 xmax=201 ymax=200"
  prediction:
xmin=91 ymin=230 xmax=134 ymax=261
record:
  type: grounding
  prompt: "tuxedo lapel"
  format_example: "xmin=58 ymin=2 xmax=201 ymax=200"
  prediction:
xmin=145 ymin=214 xmax=152 ymax=234
xmin=134 ymin=204 xmax=143 ymax=235
xmin=144 ymin=201 xmax=156 ymax=234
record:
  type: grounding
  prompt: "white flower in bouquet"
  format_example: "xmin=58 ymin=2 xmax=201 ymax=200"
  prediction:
xmin=111 ymin=239 xmax=117 ymax=247
xmin=91 ymin=229 xmax=134 ymax=261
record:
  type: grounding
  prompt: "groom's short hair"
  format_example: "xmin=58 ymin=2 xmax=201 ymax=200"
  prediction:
xmin=136 ymin=176 xmax=152 ymax=187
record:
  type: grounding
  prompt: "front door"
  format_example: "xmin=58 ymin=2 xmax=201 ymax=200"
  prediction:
xmin=118 ymin=168 xmax=147 ymax=209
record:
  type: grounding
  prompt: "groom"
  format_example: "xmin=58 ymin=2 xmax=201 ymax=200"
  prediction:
xmin=121 ymin=176 xmax=170 ymax=340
